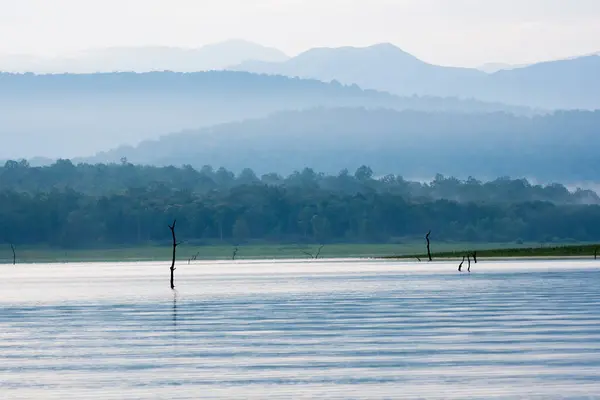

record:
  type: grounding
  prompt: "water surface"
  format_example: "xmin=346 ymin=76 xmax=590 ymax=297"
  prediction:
xmin=1 ymin=259 xmax=600 ymax=399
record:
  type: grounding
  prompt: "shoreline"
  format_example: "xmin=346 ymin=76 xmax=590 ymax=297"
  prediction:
xmin=1 ymin=242 xmax=598 ymax=265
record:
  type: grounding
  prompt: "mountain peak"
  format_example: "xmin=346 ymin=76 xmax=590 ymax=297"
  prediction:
xmin=368 ymin=42 xmax=407 ymax=51
xmin=293 ymin=42 xmax=422 ymax=65
xmin=363 ymin=42 xmax=420 ymax=59
xmin=300 ymin=42 xmax=411 ymax=54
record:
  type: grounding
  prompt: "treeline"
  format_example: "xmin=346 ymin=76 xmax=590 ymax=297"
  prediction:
xmin=1 ymin=180 xmax=600 ymax=248
xmin=1 ymin=159 xmax=598 ymax=205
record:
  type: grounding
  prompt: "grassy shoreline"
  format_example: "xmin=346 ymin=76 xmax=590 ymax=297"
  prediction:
xmin=0 ymin=242 xmax=598 ymax=264
xmin=388 ymin=243 xmax=600 ymax=261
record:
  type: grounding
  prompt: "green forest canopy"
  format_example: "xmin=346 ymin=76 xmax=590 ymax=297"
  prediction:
xmin=1 ymin=160 xmax=599 ymax=248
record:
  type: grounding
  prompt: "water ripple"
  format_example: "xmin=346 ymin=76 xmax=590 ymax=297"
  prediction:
xmin=1 ymin=259 xmax=599 ymax=399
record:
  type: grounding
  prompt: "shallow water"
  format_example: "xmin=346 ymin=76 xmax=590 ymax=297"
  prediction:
xmin=1 ymin=259 xmax=600 ymax=399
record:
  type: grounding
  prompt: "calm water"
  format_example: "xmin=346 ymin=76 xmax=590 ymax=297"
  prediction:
xmin=1 ymin=259 xmax=600 ymax=399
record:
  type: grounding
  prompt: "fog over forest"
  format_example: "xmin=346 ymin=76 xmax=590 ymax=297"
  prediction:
xmin=5 ymin=7 xmax=600 ymax=400
xmin=1 ymin=39 xmax=598 ymax=183
xmin=1 ymin=36 xmax=600 ymax=246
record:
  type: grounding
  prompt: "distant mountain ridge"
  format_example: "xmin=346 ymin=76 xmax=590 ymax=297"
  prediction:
xmin=229 ymin=43 xmax=600 ymax=110
xmin=231 ymin=43 xmax=486 ymax=98
xmin=85 ymin=107 xmax=600 ymax=183
xmin=477 ymin=62 xmax=530 ymax=73
xmin=0 ymin=40 xmax=289 ymax=73
xmin=4 ymin=40 xmax=597 ymax=109
xmin=0 ymin=70 xmax=534 ymax=159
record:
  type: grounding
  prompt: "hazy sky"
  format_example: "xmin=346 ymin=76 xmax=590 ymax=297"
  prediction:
xmin=1 ymin=0 xmax=599 ymax=66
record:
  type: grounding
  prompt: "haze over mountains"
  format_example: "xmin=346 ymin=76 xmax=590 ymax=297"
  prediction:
xmin=0 ymin=40 xmax=600 ymax=109
xmin=0 ymin=40 xmax=289 ymax=73
xmin=0 ymin=70 xmax=534 ymax=159
xmin=2 ymin=40 xmax=598 ymax=110
xmin=86 ymin=107 xmax=600 ymax=183
xmin=1 ymin=39 xmax=599 ymax=184
xmin=477 ymin=50 xmax=600 ymax=73
xmin=230 ymin=43 xmax=600 ymax=110
xmin=477 ymin=63 xmax=530 ymax=73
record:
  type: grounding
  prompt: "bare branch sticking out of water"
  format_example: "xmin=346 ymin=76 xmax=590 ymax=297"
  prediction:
xmin=426 ymin=231 xmax=432 ymax=262
xmin=415 ymin=256 xmax=422 ymax=262
xmin=301 ymin=250 xmax=314 ymax=259
xmin=472 ymin=251 xmax=478 ymax=263
xmin=595 ymin=248 xmax=598 ymax=260
xmin=168 ymin=220 xmax=179 ymax=290
xmin=299 ymin=244 xmax=325 ymax=259
xmin=458 ymin=256 xmax=465 ymax=272
xmin=467 ymin=255 xmax=471 ymax=273
xmin=315 ymin=245 xmax=325 ymax=259
xmin=9 ymin=243 xmax=16 ymax=265
xmin=232 ymin=247 xmax=239 ymax=260
xmin=188 ymin=251 xmax=200 ymax=264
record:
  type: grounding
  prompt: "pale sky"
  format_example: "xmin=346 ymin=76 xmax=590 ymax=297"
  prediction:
xmin=1 ymin=0 xmax=600 ymax=67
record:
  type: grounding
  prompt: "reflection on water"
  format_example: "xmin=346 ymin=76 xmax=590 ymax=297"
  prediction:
xmin=1 ymin=259 xmax=599 ymax=399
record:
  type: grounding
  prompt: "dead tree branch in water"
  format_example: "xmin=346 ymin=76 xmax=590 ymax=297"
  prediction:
xmin=467 ymin=255 xmax=471 ymax=273
xmin=472 ymin=251 xmax=478 ymax=264
xmin=188 ymin=251 xmax=200 ymax=264
xmin=425 ymin=231 xmax=432 ymax=262
xmin=315 ymin=244 xmax=325 ymax=259
xmin=300 ymin=244 xmax=325 ymax=259
xmin=232 ymin=247 xmax=239 ymax=260
xmin=168 ymin=220 xmax=180 ymax=290
xmin=301 ymin=250 xmax=314 ymax=259
xmin=415 ymin=256 xmax=422 ymax=262
xmin=458 ymin=256 xmax=465 ymax=272
xmin=10 ymin=243 xmax=16 ymax=265
xmin=595 ymin=248 xmax=598 ymax=260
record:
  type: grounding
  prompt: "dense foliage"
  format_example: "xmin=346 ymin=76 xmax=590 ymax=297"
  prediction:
xmin=1 ymin=161 xmax=600 ymax=248
xmin=2 ymin=160 xmax=598 ymax=204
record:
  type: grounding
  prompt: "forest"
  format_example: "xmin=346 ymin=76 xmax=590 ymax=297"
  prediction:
xmin=1 ymin=160 xmax=600 ymax=248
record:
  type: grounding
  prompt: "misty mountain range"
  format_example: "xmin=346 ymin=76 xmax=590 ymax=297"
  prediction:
xmin=478 ymin=50 xmax=600 ymax=73
xmin=84 ymin=107 xmax=600 ymax=183
xmin=2 ymin=40 xmax=599 ymax=110
xmin=229 ymin=43 xmax=600 ymax=110
xmin=0 ymin=40 xmax=289 ymax=73
xmin=0 ymin=70 xmax=534 ymax=159
xmin=1 ymin=40 xmax=599 ymax=184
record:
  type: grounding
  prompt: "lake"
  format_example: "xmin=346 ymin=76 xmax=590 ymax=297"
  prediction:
xmin=1 ymin=259 xmax=600 ymax=399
